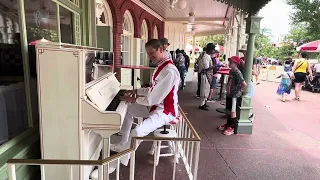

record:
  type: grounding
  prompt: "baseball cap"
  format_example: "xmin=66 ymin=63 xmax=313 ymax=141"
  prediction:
xmin=228 ymin=56 xmax=241 ymax=65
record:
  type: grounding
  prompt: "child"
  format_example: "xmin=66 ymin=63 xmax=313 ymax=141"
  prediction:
xmin=217 ymin=56 xmax=247 ymax=135
xmin=276 ymin=65 xmax=294 ymax=102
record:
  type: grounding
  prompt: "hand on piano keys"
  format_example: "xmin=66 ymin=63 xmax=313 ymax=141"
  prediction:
xmin=120 ymin=93 xmax=137 ymax=103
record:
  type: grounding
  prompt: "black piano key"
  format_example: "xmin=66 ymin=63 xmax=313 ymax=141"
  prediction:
xmin=106 ymin=89 xmax=126 ymax=111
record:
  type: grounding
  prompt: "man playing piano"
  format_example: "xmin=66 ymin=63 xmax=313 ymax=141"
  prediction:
xmin=111 ymin=39 xmax=181 ymax=167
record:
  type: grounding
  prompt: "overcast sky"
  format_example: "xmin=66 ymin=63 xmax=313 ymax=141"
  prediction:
xmin=258 ymin=0 xmax=293 ymax=42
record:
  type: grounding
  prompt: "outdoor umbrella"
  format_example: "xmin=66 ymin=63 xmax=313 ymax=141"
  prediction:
xmin=29 ymin=38 xmax=51 ymax=45
xmin=296 ymin=40 xmax=320 ymax=52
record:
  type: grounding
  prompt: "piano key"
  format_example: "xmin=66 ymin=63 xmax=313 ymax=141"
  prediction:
xmin=106 ymin=89 xmax=126 ymax=111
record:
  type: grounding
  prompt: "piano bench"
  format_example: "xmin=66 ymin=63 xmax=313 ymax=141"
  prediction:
xmin=148 ymin=125 xmax=179 ymax=166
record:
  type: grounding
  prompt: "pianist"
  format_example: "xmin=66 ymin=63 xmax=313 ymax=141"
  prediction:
xmin=111 ymin=39 xmax=181 ymax=166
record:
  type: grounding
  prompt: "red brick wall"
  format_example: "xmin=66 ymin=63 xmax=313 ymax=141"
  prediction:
xmin=105 ymin=0 xmax=164 ymax=81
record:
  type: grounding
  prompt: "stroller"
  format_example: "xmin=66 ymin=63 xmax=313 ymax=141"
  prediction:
xmin=302 ymin=74 xmax=320 ymax=93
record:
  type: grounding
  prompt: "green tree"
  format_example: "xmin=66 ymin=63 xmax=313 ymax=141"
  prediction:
xmin=254 ymin=28 xmax=278 ymax=58
xmin=286 ymin=0 xmax=320 ymax=40
xmin=198 ymin=34 xmax=225 ymax=48
xmin=283 ymin=23 xmax=311 ymax=46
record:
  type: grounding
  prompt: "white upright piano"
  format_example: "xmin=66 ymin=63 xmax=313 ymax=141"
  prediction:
xmin=36 ymin=42 xmax=131 ymax=180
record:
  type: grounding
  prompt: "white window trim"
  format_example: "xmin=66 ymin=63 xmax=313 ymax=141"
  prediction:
xmin=122 ymin=10 xmax=134 ymax=65
xmin=153 ymin=27 xmax=158 ymax=39
xmin=140 ymin=20 xmax=148 ymax=65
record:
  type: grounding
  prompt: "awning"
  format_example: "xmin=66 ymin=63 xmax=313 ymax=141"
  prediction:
xmin=217 ymin=0 xmax=272 ymax=14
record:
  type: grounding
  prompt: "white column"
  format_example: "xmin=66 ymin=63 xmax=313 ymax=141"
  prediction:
xmin=192 ymin=35 xmax=196 ymax=63
xmin=133 ymin=38 xmax=141 ymax=88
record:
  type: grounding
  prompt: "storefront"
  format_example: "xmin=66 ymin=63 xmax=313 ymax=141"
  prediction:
xmin=0 ymin=0 xmax=95 ymax=179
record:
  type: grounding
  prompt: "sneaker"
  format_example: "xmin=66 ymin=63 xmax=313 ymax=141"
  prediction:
xmin=223 ymin=127 xmax=234 ymax=135
xmin=217 ymin=124 xmax=227 ymax=131
xmin=199 ymin=105 xmax=209 ymax=111
xmin=207 ymin=99 xmax=216 ymax=103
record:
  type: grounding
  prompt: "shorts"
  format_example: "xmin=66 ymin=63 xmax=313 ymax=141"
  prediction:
xmin=210 ymin=76 xmax=217 ymax=89
xmin=294 ymin=72 xmax=306 ymax=83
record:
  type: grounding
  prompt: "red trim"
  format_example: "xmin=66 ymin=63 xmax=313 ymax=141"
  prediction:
xmin=153 ymin=60 xmax=173 ymax=81
xmin=162 ymin=86 xmax=176 ymax=116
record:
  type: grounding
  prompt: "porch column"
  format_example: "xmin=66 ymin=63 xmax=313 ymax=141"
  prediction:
xmin=192 ymin=35 xmax=196 ymax=63
xmin=237 ymin=15 xmax=263 ymax=134
xmin=236 ymin=12 xmax=244 ymax=56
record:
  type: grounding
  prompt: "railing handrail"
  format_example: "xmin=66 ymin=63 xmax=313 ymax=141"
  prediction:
xmin=7 ymin=105 xmax=201 ymax=166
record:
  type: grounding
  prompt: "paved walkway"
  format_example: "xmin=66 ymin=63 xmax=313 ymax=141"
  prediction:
xmin=178 ymin=74 xmax=320 ymax=180
xmin=111 ymin=72 xmax=320 ymax=180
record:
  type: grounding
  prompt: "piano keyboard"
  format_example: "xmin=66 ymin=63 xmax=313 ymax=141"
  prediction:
xmin=106 ymin=89 xmax=126 ymax=111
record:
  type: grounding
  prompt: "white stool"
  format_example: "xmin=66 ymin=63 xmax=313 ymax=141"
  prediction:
xmin=149 ymin=125 xmax=179 ymax=166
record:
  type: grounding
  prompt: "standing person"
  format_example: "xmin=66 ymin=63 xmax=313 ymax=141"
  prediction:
xmin=292 ymin=52 xmax=313 ymax=101
xmin=195 ymin=47 xmax=206 ymax=98
xmin=217 ymin=56 xmax=247 ymax=135
xmin=110 ymin=39 xmax=181 ymax=168
xmin=160 ymin=38 xmax=172 ymax=59
xmin=181 ymin=49 xmax=190 ymax=87
xmin=276 ymin=65 xmax=294 ymax=102
xmin=174 ymin=49 xmax=186 ymax=90
xmin=255 ymin=55 xmax=263 ymax=85
xmin=198 ymin=43 xmax=216 ymax=111
xmin=207 ymin=51 xmax=221 ymax=102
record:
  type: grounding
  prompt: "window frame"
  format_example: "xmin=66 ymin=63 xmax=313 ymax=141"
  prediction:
xmin=121 ymin=10 xmax=134 ymax=66
xmin=140 ymin=20 xmax=148 ymax=66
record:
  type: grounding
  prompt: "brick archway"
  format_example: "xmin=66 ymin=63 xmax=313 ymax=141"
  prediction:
xmin=139 ymin=11 xmax=153 ymax=40
xmin=120 ymin=1 xmax=139 ymax=37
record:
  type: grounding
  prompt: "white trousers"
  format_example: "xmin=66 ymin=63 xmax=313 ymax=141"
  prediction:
xmin=200 ymin=74 xmax=210 ymax=106
xmin=118 ymin=103 xmax=174 ymax=166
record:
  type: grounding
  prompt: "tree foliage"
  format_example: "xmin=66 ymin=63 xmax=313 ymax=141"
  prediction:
xmin=286 ymin=0 xmax=320 ymax=41
xmin=254 ymin=28 xmax=278 ymax=58
xmin=198 ymin=34 xmax=225 ymax=48
xmin=283 ymin=23 xmax=311 ymax=46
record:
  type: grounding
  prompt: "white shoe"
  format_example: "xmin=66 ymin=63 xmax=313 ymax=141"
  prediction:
xmin=110 ymin=143 xmax=124 ymax=152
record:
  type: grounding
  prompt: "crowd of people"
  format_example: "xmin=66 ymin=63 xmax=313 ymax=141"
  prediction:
xmin=195 ymin=43 xmax=255 ymax=135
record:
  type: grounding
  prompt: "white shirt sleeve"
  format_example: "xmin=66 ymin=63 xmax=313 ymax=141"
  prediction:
xmin=137 ymin=88 xmax=149 ymax=96
xmin=136 ymin=70 xmax=176 ymax=106
xmin=199 ymin=54 xmax=210 ymax=72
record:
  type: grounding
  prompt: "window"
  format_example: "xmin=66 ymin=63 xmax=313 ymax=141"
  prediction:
xmin=140 ymin=20 xmax=148 ymax=65
xmin=25 ymin=0 xmax=58 ymax=44
xmin=60 ymin=6 xmax=74 ymax=44
xmin=0 ymin=0 xmax=29 ymax=146
xmin=121 ymin=11 xmax=133 ymax=65
xmin=153 ymin=27 xmax=158 ymax=39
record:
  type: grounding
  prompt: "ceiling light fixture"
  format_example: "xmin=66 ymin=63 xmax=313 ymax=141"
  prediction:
xmin=167 ymin=0 xmax=187 ymax=9
xmin=188 ymin=13 xmax=195 ymax=23
xmin=177 ymin=0 xmax=187 ymax=9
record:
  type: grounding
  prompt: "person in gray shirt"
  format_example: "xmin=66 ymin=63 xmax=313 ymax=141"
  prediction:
xmin=174 ymin=49 xmax=186 ymax=90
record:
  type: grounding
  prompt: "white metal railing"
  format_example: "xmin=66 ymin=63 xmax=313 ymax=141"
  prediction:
xmin=7 ymin=106 xmax=201 ymax=180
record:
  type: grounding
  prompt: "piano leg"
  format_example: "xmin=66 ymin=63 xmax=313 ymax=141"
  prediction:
xmin=103 ymin=138 xmax=110 ymax=180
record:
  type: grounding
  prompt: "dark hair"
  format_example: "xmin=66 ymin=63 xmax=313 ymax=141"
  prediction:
xmin=175 ymin=49 xmax=181 ymax=54
xmin=203 ymin=47 xmax=207 ymax=52
xmin=181 ymin=49 xmax=185 ymax=53
xmin=206 ymin=43 xmax=216 ymax=54
xmin=300 ymin=52 xmax=307 ymax=58
xmin=145 ymin=39 xmax=162 ymax=50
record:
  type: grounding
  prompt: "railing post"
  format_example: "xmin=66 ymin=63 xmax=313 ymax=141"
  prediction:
xmin=8 ymin=164 xmax=16 ymax=180
xmin=193 ymin=142 xmax=201 ymax=180
xmin=130 ymin=151 xmax=136 ymax=180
